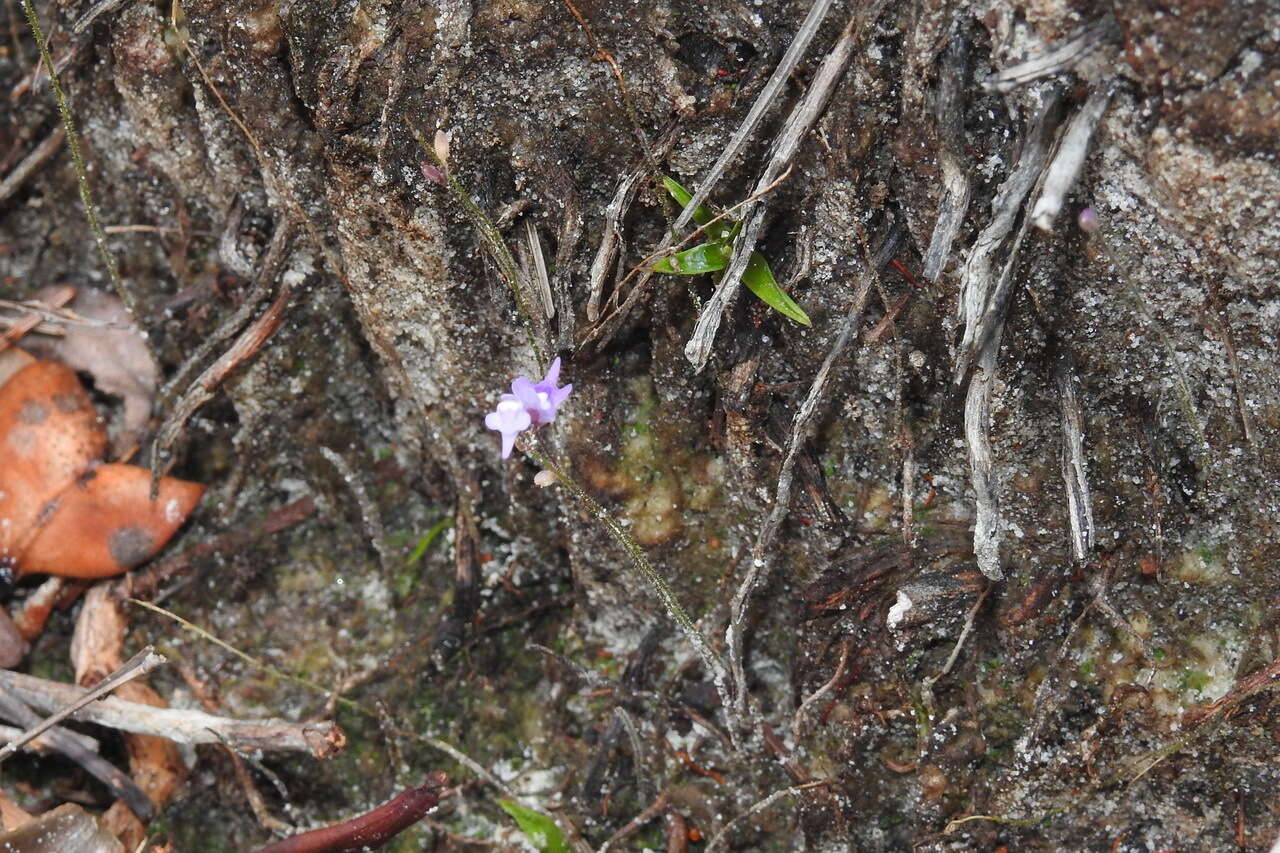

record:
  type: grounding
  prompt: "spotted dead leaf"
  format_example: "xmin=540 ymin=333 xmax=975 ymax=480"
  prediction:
xmin=0 ymin=360 xmax=203 ymax=582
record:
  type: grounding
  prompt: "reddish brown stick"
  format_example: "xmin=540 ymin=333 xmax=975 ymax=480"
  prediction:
xmin=255 ymin=773 xmax=447 ymax=853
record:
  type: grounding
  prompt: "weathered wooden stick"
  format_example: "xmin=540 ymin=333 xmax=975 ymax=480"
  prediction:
xmin=0 ymin=669 xmax=344 ymax=758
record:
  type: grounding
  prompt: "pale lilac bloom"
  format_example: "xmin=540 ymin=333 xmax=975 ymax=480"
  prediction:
xmin=484 ymin=357 xmax=573 ymax=458
xmin=485 ymin=398 xmax=532 ymax=459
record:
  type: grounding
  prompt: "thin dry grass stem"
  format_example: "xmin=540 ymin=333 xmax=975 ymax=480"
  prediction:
xmin=128 ymin=598 xmax=352 ymax=711
xmin=523 ymin=437 xmax=731 ymax=710
xmin=726 ymin=226 xmax=902 ymax=722
xmin=560 ymin=0 xmax=646 ymax=147
xmin=0 ymin=646 xmax=164 ymax=763
xmin=705 ymin=781 xmax=825 ymax=853
xmin=19 ymin=1 xmax=137 ymax=319
xmin=595 ymin=793 xmax=668 ymax=853
xmin=0 ymin=124 xmax=63 ymax=205
xmin=1057 ymin=350 xmax=1096 ymax=564
xmin=671 ymin=0 xmax=834 ymax=238
xmin=684 ymin=4 xmax=880 ymax=370
xmin=320 ymin=446 xmax=394 ymax=577
xmin=790 ymin=640 xmax=850 ymax=740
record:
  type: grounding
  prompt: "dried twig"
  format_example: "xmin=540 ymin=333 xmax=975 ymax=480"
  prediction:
xmin=685 ymin=4 xmax=880 ymax=370
xmin=1030 ymin=83 xmax=1114 ymax=231
xmin=152 ymin=226 xmax=297 ymax=483
xmin=0 ymin=124 xmax=63 ymax=206
xmin=983 ymin=16 xmax=1118 ymax=93
xmin=0 ymin=685 xmax=154 ymax=819
xmin=1057 ymin=349 xmax=1096 ymax=564
xmin=0 ymin=646 xmax=164 ymax=763
xmin=726 ymin=226 xmax=902 ymax=720
xmin=0 ymin=668 xmax=344 ymax=757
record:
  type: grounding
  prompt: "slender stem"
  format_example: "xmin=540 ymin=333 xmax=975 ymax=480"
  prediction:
xmin=20 ymin=0 xmax=137 ymax=320
xmin=416 ymin=134 xmax=547 ymax=371
xmin=524 ymin=438 xmax=729 ymax=697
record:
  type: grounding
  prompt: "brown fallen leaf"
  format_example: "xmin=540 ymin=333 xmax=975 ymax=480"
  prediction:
xmin=0 ymin=360 xmax=203 ymax=583
xmin=23 ymin=287 xmax=160 ymax=457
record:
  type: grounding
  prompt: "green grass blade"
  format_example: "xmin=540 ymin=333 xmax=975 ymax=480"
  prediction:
xmin=497 ymin=800 xmax=568 ymax=853
xmin=742 ymin=252 xmax=811 ymax=325
xmin=661 ymin=175 xmax=733 ymax=241
xmin=652 ymin=242 xmax=729 ymax=274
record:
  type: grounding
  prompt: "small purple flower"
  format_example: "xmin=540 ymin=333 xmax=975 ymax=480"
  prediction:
xmin=484 ymin=357 xmax=573 ymax=458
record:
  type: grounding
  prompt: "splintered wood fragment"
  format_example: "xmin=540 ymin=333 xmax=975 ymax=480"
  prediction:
xmin=522 ymin=220 xmax=555 ymax=321
xmin=1057 ymin=350 xmax=1096 ymax=564
xmin=685 ymin=3 xmax=878 ymax=370
xmin=922 ymin=32 xmax=972 ymax=282
xmin=587 ymin=167 xmax=645 ymax=322
xmin=953 ymin=86 xmax=1065 ymax=388
xmin=1030 ymin=83 xmax=1114 ymax=230
xmin=955 ymin=90 xmax=1065 ymax=580
xmin=0 ymin=669 xmax=344 ymax=757
xmin=983 ymin=16 xmax=1118 ymax=93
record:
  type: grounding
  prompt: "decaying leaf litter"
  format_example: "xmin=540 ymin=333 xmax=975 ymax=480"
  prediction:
xmin=1 ymin=0 xmax=1278 ymax=849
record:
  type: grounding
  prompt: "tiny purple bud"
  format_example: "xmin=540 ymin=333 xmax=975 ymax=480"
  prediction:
xmin=1077 ymin=206 xmax=1099 ymax=233
xmin=421 ymin=163 xmax=447 ymax=186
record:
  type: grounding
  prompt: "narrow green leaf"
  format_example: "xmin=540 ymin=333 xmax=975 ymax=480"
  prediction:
xmin=497 ymin=800 xmax=568 ymax=853
xmin=742 ymin=252 xmax=812 ymax=326
xmin=661 ymin=175 xmax=733 ymax=241
xmin=405 ymin=517 xmax=452 ymax=567
xmin=651 ymin=242 xmax=729 ymax=275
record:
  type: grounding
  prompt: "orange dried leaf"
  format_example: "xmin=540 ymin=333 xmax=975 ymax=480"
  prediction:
xmin=19 ymin=464 xmax=204 ymax=580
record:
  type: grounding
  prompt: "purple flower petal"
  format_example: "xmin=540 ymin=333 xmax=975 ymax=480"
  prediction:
xmin=485 ymin=398 xmax=532 ymax=458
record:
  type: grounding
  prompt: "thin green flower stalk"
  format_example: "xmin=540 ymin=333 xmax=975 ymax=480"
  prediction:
xmin=21 ymin=0 xmax=137 ymax=320
xmin=414 ymin=129 xmax=547 ymax=370
xmin=523 ymin=435 xmax=730 ymax=697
